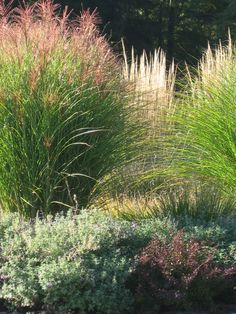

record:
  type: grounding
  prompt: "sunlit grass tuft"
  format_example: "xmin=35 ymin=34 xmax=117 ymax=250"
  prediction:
xmin=122 ymin=42 xmax=176 ymax=137
xmin=167 ymin=38 xmax=236 ymax=214
xmin=0 ymin=0 xmax=143 ymax=216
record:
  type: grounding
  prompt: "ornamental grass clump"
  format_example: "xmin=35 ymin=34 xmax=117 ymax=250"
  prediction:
xmin=122 ymin=44 xmax=176 ymax=137
xmin=0 ymin=0 xmax=141 ymax=216
xmin=167 ymin=40 xmax=236 ymax=210
xmin=107 ymin=43 xmax=176 ymax=201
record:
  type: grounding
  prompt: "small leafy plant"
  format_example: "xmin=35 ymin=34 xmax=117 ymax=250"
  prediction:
xmin=129 ymin=230 xmax=236 ymax=312
xmin=0 ymin=210 xmax=135 ymax=314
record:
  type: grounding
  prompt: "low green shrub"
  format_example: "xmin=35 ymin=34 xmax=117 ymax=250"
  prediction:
xmin=0 ymin=210 xmax=234 ymax=313
xmin=0 ymin=210 xmax=173 ymax=313
xmin=0 ymin=210 xmax=135 ymax=313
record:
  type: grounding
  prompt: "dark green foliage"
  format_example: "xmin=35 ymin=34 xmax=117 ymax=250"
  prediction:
xmin=57 ymin=0 xmax=232 ymax=64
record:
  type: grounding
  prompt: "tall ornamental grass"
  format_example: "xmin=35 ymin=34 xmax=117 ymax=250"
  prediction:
xmin=0 ymin=0 xmax=142 ymax=216
xmin=172 ymin=40 xmax=236 ymax=200
xmin=123 ymin=43 xmax=176 ymax=137
xmin=125 ymin=38 xmax=236 ymax=220
xmin=106 ymin=43 xmax=176 ymax=199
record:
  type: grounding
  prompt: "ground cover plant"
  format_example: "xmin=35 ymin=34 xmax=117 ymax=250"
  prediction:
xmin=0 ymin=210 xmax=234 ymax=313
xmin=129 ymin=229 xmax=236 ymax=313
xmin=0 ymin=210 xmax=135 ymax=313
xmin=0 ymin=0 xmax=143 ymax=217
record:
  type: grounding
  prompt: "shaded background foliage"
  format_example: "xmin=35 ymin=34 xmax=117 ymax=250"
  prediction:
xmin=49 ymin=0 xmax=236 ymax=64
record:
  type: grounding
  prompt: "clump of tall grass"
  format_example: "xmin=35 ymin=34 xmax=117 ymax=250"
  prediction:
xmin=122 ymin=43 xmax=176 ymax=136
xmin=199 ymin=35 xmax=233 ymax=85
xmin=118 ymin=38 xmax=236 ymax=220
xmin=0 ymin=0 xmax=142 ymax=217
xmin=171 ymin=39 xmax=236 ymax=206
xmin=99 ymin=181 xmax=236 ymax=221
xmin=107 ymin=43 xmax=177 ymax=199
